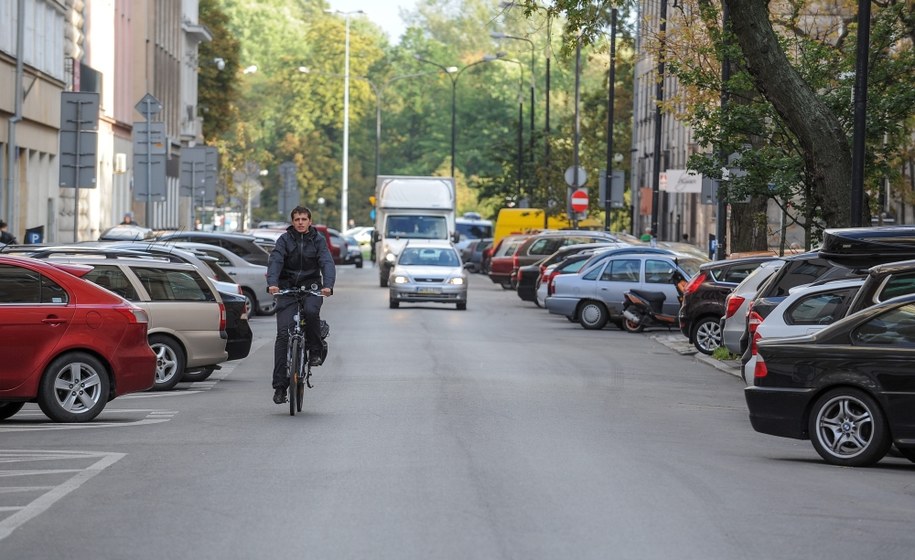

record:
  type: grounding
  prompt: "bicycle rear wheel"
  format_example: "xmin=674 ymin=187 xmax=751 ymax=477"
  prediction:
xmin=288 ymin=336 xmax=302 ymax=416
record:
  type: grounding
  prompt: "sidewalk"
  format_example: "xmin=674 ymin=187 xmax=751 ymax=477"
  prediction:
xmin=648 ymin=332 xmax=741 ymax=379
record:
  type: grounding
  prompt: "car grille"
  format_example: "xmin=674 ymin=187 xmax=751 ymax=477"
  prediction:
xmin=414 ymin=277 xmax=446 ymax=283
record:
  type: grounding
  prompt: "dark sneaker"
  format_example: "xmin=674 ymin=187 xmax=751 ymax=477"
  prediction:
xmin=273 ymin=388 xmax=286 ymax=404
xmin=308 ymin=355 xmax=323 ymax=367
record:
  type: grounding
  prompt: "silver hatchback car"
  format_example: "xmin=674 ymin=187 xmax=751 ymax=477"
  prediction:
xmin=389 ymin=241 xmax=468 ymax=310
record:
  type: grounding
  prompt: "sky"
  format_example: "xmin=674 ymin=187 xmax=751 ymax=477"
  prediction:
xmin=327 ymin=0 xmax=418 ymax=42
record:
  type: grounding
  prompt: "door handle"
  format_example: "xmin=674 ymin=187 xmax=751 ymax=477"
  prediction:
xmin=42 ymin=317 xmax=67 ymax=326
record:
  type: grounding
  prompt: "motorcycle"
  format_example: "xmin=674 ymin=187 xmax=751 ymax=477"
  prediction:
xmin=621 ymin=277 xmax=686 ymax=333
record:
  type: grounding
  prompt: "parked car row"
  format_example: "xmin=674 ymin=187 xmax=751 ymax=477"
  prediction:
xmin=490 ymin=225 xmax=915 ymax=468
xmin=714 ymin=226 xmax=915 ymax=467
xmin=0 ymin=231 xmax=268 ymax=422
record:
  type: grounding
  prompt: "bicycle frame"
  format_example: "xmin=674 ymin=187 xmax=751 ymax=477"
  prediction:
xmin=274 ymin=286 xmax=325 ymax=415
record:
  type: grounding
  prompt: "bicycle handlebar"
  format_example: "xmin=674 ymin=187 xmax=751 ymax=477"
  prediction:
xmin=273 ymin=286 xmax=326 ymax=298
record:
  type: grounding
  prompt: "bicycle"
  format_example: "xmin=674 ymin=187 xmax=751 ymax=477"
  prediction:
xmin=274 ymin=285 xmax=329 ymax=416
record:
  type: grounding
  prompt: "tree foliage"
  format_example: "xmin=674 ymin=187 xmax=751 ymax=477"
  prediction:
xmin=540 ymin=0 xmax=915 ymax=243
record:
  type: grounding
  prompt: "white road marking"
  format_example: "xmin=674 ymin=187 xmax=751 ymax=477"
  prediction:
xmin=0 ymin=450 xmax=124 ymax=541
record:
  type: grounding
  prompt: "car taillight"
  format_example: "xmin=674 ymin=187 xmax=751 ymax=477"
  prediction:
xmin=747 ymin=306 xmax=763 ymax=337
xmin=754 ymin=354 xmax=768 ymax=378
xmin=115 ymin=306 xmax=149 ymax=324
xmin=750 ymin=330 xmax=762 ymax=356
xmin=724 ymin=294 xmax=745 ymax=319
xmin=218 ymin=303 xmax=227 ymax=332
xmin=682 ymin=272 xmax=706 ymax=297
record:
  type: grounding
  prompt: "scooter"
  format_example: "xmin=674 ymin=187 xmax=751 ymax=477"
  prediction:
xmin=621 ymin=284 xmax=683 ymax=333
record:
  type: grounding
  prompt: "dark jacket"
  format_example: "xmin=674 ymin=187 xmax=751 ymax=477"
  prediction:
xmin=0 ymin=231 xmax=16 ymax=245
xmin=267 ymin=225 xmax=336 ymax=290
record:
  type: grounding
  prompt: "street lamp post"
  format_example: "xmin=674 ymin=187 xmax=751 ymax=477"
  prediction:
xmin=413 ymin=55 xmax=499 ymax=178
xmin=491 ymin=56 xmax=526 ymax=200
xmin=325 ymin=9 xmax=364 ymax=231
xmin=490 ymin=32 xmax=535 ymax=168
xmin=299 ymin=68 xmax=436 ymax=182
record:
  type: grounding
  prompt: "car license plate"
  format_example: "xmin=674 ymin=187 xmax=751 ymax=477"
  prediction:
xmin=418 ymin=287 xmax=440 ymax=294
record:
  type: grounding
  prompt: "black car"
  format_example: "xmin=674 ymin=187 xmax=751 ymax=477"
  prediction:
xmin=218 ymin=291 xmax=253 ymax=363
xmin=678 ymin=256 xmax=776 ymax=354
xmin=745 ymin=293 xmax=915 ymax=467
xmin=157 ymin=231 xmax=269 ymax=266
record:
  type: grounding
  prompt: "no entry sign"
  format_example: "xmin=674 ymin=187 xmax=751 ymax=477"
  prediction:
xmin=571 ymin=188 xmax=589 ymax=212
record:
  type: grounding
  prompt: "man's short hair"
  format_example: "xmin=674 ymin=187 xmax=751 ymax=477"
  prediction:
xmin=0 ymin=220 xmax=6 ymax=229
xmin=289 ymin=206 xmax=312 ymax=220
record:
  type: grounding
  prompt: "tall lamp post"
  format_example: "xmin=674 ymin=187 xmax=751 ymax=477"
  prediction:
xmin=413 ymin=55 xmax=500 ymax=178
xmin=490 ymin=32 xmax=535 ymax=169
xmin=491 ymin=56 xmax=526 ymax=200
xmin=325 ymin=9 xmax=364 ymax=231
xmin=299 ymin=67 xmax=436 ymax=182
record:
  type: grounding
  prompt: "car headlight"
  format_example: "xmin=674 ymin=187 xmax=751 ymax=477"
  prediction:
xmin=385 ymin=252 xmax=397 ymax=264
xmin=448 ymin=277 xmax=465 ymax=285
xmin=393 ymin=275 xmax=409 ymax=284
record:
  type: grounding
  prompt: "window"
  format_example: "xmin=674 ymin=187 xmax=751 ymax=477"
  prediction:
xmin=645 ymin=259 xmax=676 ymax=284
xmin=0 ymin=264 xmax=67 ymax=304
xmin=601 ymin=259 xmax=640 ymax=282
xmin=878 ymin=272 xmax=915 ymax=302
xmin=133 ymin=268 xmax=215 ymax=302
xmin=582 ymin=262 xmax=603 ymax=281
xmin=719 ymin=263 xmax=762 ymax=284
xmin=853 ymin=303 xmax=915 ymax=348
xmin=785 ymin=288 xmax=858 ymax=326
xmin=83 ymin=265 xmax=140 ymax=301
xmin=528 ymin=238 xmax=562 ymax=256
xmin=386 ymin=216 xmax=447 ymax=240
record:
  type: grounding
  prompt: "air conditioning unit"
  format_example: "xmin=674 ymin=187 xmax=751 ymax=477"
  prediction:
xmin=114 ymin=153 xmax=127 ymax=174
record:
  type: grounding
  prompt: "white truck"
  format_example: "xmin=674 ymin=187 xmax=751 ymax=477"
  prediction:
xmin=373 ymin=175 xmax=456 ymax=287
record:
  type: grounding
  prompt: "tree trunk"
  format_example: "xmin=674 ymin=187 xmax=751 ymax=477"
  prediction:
xmin=724 ymin=0 xmax=853 ymax=228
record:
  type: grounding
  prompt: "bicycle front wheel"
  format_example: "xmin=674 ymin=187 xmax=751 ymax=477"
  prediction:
xmin=288 ymin=336 xmax=302 ymax=416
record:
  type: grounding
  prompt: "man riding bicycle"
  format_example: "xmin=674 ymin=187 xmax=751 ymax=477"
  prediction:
xmin=267 ymin=206 xmax=336 ymax=404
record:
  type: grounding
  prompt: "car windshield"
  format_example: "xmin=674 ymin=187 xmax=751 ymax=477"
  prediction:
xmin=386 ymin=216 xmax=448 ymax=240
xmin=398 ymin=248 xmax=459 ymax=267
xmin=456 ymin=222 xmax=493 ymax=241
xmin=678 ymin=258 xmax=704 ymax=278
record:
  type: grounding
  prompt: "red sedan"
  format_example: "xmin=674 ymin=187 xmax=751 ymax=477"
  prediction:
xmin=0 ymin=255 xmax=156 ymax=422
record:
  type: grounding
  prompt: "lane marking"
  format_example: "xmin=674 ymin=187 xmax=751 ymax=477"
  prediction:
xmin=0 ymin=450 xmax=124 ymax=541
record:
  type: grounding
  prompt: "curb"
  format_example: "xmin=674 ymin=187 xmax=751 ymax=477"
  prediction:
xmin=649 ymin=333 xmax=741 ymax=379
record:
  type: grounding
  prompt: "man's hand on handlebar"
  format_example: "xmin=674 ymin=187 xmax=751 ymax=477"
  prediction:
xmin=269 ymin=285 xmax=333 ymax=297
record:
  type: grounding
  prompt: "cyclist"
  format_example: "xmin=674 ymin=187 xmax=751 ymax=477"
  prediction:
xmin=267 ymin=206 xmax=335 ymax=404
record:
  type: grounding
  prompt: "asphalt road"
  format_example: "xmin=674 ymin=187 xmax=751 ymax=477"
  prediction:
xmin=2 ymin=265 xmax=914 ymax=559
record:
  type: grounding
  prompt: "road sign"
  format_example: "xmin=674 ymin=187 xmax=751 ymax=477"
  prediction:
xmin=59 ymin=92 xmax=100 ymax=189
xmin=571 ymin=188 xmax=589 ymax=212
xmin=564 ymin=166 xmax=587 ymax=187
xmin=135 ymin=93 xmax=163 ymax=119
xmin=599 ymin=170 xmax=625 ymax=208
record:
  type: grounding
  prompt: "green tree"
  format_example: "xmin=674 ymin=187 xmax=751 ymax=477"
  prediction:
xmin=198 ymin=0 xmax=241 ymax=141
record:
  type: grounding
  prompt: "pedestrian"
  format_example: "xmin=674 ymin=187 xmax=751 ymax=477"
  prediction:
xmin=640 ymin=227 xmax=653 ymax=243
xmin=682 ymin=233 xmax=690 ymax=244
xmin=0 ymin=220 xmax=18 ymax=245
xmin=120 ymin=212 xmax=135 ymax=225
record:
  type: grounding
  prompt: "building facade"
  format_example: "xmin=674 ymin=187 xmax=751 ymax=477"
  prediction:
xmin=0 ymin=0 xmax=209 ymax=244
